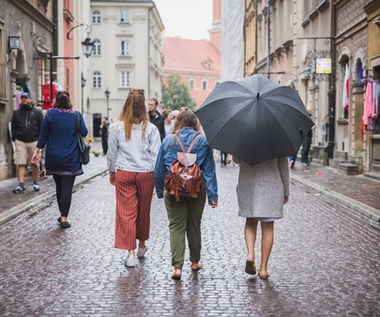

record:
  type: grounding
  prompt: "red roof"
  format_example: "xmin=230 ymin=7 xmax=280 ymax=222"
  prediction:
xmin=162 ymin=37 xmax=220 ymax=74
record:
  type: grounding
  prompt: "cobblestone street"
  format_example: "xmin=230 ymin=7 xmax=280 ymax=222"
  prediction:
xmin=0 ymin=166 xmax=379 ymax=316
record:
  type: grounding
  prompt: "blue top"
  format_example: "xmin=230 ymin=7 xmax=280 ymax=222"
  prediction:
xmin=154 ymin=127 xmax=218 ymax=203
xmin=37 ymin=108 xmax=88 ymax=175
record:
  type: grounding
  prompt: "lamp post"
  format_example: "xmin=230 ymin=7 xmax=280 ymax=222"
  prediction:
xmin=105 ymin=87 xmax=110 ymax=119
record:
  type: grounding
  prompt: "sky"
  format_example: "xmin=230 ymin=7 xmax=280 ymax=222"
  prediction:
xmin=153 ymin=0 xmax=213 ymax=40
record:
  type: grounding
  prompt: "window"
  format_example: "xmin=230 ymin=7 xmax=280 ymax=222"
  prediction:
xmin=202 ymin=80 xmax=208 ymax=91
xmin=189 ymin=79 xmax=195 ymax=90
xmin=93 ymin=39 xmax=101 ymax=56
xmin=92 ymin=10 xmax=101 ymax=24
xmin=120 ymin=10 xmax=129 ymax=23
xmin=93 ymin=71 xmax=101 ymax=88
xmin=121 ymin=71 xmax=131 ymax=87
xmin=121 ymin=40 xmax=129 ymax=56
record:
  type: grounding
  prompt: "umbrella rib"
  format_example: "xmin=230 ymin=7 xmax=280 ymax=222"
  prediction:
xmin=262 ymin=103 xmax=302 ymax=154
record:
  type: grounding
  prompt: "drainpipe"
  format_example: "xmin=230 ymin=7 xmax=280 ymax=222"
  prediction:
xmin=327 ymin=2 xmax=336 ymax=159
xmin=52 ymin=0 xmax=58 ymax=57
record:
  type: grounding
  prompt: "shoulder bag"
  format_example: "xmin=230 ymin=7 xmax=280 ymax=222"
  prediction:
xmin=76 ymin=112 xmax=90 ymax=165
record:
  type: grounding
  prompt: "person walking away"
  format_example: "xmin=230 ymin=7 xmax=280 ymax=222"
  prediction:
xmin=107 ymin=88 xmax=161 ymax=268
xmin=155 ymin=109 xmax=218 ymax=280
xmin=31 ymin=91 xmax=88 ymax=229
xmin=11 ymin=92 xmax=43 ymax=193
xmin=234 ymin=157 xmax=289 ymax=279
xmin=148 ymin=98 xmax=165 ymax=141
xmin=162 ymin=109 xmax=174 ymax=137
xmin=288 ymin=155 xmax=296 ymax=170
xmin=220 ymin=151 xmax=228 ymax=167
xmin=301 ymin=108 xmax=313 ymax=167
xmin=100 ymin=116 xmax=110 ymax=154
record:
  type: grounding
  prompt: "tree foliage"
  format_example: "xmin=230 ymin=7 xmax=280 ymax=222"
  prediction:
xmin=162 ymin=74 xmax=196 ymax=110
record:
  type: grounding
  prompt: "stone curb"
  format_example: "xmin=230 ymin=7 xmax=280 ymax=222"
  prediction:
xmin=290 ymin=174 xmax=380 ymax=230
xmin=0 ymin=169 xmax=108 ymax=226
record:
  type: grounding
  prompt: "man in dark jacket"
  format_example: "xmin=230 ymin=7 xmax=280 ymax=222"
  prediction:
xmin=148 ymin=98 xmax=165 ymax=140
xmin=11 ymin=92 xmax=43 ymax=193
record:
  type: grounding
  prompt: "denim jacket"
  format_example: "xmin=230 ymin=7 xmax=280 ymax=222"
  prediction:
xmin=154 ymin=127 xmax=218 ymax=203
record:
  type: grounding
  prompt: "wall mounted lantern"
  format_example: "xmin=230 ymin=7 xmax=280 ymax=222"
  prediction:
xmin=66 ymin=24 xmax=95 ymax=58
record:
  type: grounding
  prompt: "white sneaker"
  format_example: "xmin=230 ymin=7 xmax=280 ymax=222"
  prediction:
xmin=137 ymin=246 xmax=148 ymax=258
xmin=125 ymin=255 xmax=137 ymax=267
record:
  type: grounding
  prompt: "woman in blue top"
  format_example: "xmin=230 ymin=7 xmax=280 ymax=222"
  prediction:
xmin=155 ymin=109 xmax=218 ymax=280
xmin=32 ymin=91 xmax=88 ymax=229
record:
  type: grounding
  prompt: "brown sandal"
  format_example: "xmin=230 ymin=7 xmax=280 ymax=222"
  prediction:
xmin=171 ymin=268 xmax=182 ymax=280
xmin=258 ymin=270 xmax=270 ymax=280
xmin=191 ymin=261 xmax=203 ymax=271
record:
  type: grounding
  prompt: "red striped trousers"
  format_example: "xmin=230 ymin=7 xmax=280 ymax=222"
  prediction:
xmin=114 ymin=170 xmax=154 ymax=250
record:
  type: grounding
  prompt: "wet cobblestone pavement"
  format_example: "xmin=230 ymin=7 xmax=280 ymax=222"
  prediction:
xmin=0 ymin=166 xmax=379 ymax=316
xmin=290 ymin=163 xmax=380 ymax=211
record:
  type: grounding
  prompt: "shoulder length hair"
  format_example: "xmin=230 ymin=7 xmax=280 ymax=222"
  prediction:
xmin=54 ymin=90 xmax=73 ymax=109
xmin=119 ymin=88 xmax=148 ymax=140
xmin=171 ymin=109 xmax=201 ymax=136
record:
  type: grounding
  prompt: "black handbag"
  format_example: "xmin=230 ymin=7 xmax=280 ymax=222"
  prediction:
xmin=76 ymin=112 xmax=90 ymax=165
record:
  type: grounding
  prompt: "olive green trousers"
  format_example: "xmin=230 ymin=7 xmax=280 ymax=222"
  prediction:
xmin=164 ymin=189 xmax=206 ymax=269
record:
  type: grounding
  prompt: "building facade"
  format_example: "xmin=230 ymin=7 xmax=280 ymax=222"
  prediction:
xmin=89 ymin=0 xmax=164 ymax=137
xmin=245 ymin=0 xmax=379 ymax=177
xmin=0 ymin=0 xmax=54 ymax=180
xmin=364 ymin=1 xmax=380 ymax=175
xmin=162 ymin=0 xmax=221 ymax=108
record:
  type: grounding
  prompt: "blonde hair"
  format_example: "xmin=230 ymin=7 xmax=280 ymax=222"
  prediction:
xmin=119 ymin=88 xmax=148 ymax=140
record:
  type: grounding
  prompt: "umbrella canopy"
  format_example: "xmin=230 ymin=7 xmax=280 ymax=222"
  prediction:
xmin=195 ymin=74 xmax=314 ymax=165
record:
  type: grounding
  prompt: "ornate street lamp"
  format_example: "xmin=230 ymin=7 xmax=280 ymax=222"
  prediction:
xmin=105 ymin=87 xmax=110 ymax=119
xmin=81 ymin=37 xmax=95 ymax=58
xmin=67 ymin=24 xmax=94 ymax=58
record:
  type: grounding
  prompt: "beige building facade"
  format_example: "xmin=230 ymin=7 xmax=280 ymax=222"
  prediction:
xmin=89 ymin=0 xmax=164 ymax=136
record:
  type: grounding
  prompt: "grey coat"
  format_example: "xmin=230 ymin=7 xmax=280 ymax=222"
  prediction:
xmin=236 ymin=157 xmax=289 ymax=218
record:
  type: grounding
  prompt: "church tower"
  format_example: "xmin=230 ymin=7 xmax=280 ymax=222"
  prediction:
xmin=209 ymin=0 xmax=221 ymax=52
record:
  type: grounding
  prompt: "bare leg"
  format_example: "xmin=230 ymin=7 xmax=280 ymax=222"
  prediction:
xmin=260 ymin=221 xmax=274 ymax=278
xmin=138 ymin=240 xmax=145 ymax=248
xmin=18 ymin=165 xmax=26 ymax=183
xmin=244 ymin=218 xmax=258 ymax=262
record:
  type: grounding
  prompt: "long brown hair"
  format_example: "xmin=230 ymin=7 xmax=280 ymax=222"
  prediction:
xmin=54 ymin=90 xmax=73 ymax=109
xmin=171 ymin=109 xmax=201 ymax=136
xmin=119 ymin=88 xmax=148 ymax=140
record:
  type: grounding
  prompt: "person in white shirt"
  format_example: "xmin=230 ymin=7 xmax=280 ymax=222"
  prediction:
xmin=107 ymin=88 xmax=161 ymax=268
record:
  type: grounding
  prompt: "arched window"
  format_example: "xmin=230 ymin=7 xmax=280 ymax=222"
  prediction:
xmin=93 ymin=39 xmax=101 ymax=56
xmin=355 ymin=58 xmax=363 ymax=84
xmin=92 ymin=10 xmax=101 ymax=24
xmin=93 ymin=71 xmax=101 ymax=88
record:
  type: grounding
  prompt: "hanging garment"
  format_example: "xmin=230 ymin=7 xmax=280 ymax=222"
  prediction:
xmin=363 ymin=80 xmax=373 ymax=126
xmin=372 ymin=81 xmax=378 ymax=119
xmin=342 ymin=64 xmax=350 ymax=111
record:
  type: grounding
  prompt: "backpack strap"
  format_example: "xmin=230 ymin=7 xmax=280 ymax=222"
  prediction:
xmin=175 ymin=134 xmax=201 ymax=153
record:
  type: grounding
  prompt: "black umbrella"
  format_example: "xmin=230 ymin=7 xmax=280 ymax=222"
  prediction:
xmin=195 ymin=74 xmax=314 ymax=166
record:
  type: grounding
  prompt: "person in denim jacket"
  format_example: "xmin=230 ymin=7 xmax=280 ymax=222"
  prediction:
xmin=155 ymin=109 xmax=218 ymax=280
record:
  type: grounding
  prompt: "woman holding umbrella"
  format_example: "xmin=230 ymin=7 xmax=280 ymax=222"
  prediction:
xmin=234 ymin=157 xmax=289 ymax=279
xmin=195 ymin=74 xmax=313 ymax=279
